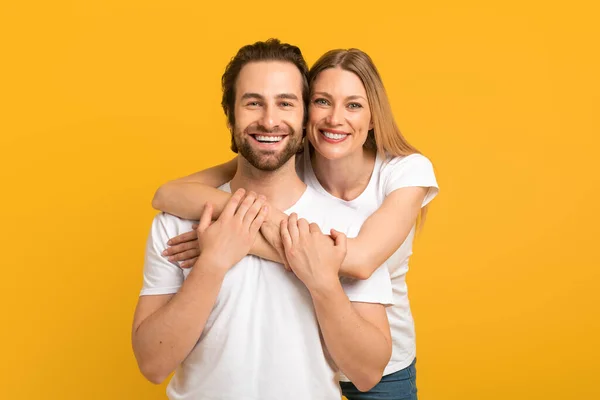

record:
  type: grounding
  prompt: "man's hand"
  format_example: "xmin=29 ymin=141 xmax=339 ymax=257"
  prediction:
xmin=280 ymin=213 xmax=347 ymax=291
xmin=197 ymin=189 xmax=268 ymax=271
xmin=260 ymin=219 xmax=290 ymax=270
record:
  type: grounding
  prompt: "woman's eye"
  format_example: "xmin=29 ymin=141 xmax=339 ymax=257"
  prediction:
xmin=314 ymin=98 xmax=329 ymax=105
xmin=348 ymin=102 xmax=363 ymax=109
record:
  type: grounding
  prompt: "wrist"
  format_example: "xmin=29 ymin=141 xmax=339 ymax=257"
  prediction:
xmin=268 ymin=207 xmax=286 ymax=226
xmin=192 ymin=253 xmax=231 ymax=275
xmin=306 ymin=274 xmax=342 ymax=298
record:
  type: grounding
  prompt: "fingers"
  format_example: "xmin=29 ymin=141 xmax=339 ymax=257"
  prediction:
xmin=180 ymin=257 xmax=199 ymax=269
xmin=240 ymin=194 xmax=265 ymax=227
xmin=308 ymin=222 xmax=321 ymax=234
xmin=167 ymin=248 xmax=201 ymax=263
xmin=166 ymin=229 xmax=198 ymax=246
xmin=249 ymin=204 xmax=269 ymax=235
xmin=221 ymin=188 xmax=246 ymax=219
xmin=198 ymin=202 xmax=213 ymax=233
xmin=281 ymin=253 xmax=292 ymax=272
xmin=280 ymin=218 xmax=292 ymax=252
xmin=234 ymin=191 xmax=257 ymax=221
xmin=297 ymin=218 xmax=309 ymax=235
xmin=330 ymin=228 xmax=347 ymax=249
xmin=162 ymin=239 xmax=198 ymax=256
xmin=287 ymin=213 xmax=300 ymax=244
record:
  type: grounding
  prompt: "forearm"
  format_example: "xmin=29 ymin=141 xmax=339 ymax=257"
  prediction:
xmin=132 ymin=259 xmax=226 ymax=383
xmin=250 ymin=232 xmax=283 ymax=263
xmin=249 ymin=212 xmax=288 ymax=263
xmin=340 ymin=188 xmax=426 ymax=280
xmin=339 ymin=237 xmax=379 ymax=280
xmin=152 ymin=182 xmax=230 ymax=220
xmin=309 ymin=281 xmax=391 ymax=391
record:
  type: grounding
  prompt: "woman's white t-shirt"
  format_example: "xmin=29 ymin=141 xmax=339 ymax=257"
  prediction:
xmin=297 ymin=148 xmax=439 ymax=377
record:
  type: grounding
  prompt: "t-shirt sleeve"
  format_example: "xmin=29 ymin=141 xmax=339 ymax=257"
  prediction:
xmin=139 ymin=213 xmax=186 ymax=296
xmin=339 ymin=221 xmax=393 ymax=306
xmin=383 ymin=154 xmax=439 ymax=207
xmin=341 ymin=263 xmax=393 ymax=306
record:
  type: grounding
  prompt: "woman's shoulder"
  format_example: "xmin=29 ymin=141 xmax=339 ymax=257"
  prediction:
xmin=380 ymin=152 xmax=434 ymax=173
xmin=377 ymin=152 xmax=439 ymax=198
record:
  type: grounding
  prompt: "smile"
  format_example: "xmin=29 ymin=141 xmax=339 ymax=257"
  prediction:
xmin=255 ymin=135 xmax=283 ymax=143
xmin=320 ymin=130 xmax=349 ymax=143
xmin=249 ymin=134 xmax=287 ymax=144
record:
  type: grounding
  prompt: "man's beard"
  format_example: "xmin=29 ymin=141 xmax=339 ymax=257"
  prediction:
xmin=234 ymin=125 xmax=303 ymax=171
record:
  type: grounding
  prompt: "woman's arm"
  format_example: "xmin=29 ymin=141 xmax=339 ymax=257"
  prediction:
xmin=151 ymin=157 xmax=287 ymax=264
xmin=340 ymin=186 xmax=429 ymax=279
xmin=152 ymin=157 xmax=238 ymax=219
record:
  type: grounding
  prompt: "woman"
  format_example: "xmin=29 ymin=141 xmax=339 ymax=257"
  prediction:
xmin=154 ymin=49 xmax=439 ymax=400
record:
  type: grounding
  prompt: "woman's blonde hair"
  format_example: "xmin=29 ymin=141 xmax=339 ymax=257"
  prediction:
xmin=309 ymin=49 xmax=429 ymax=228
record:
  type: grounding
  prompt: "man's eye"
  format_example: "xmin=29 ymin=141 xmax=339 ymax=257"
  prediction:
xmin=281 ymin=102 xmax=293 ymax=107
xmin=247 ymin=101 xmax=260 ymax=106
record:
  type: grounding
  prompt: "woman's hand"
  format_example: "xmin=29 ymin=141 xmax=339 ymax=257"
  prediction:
xmin=280 ymin=213 xmax=347 ymax=291
xmin=162 ymin=226 xmax=200 ymax=268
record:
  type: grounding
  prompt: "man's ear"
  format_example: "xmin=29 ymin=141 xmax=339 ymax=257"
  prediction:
xmin=226 ymin=112 xmax=233 ymax=131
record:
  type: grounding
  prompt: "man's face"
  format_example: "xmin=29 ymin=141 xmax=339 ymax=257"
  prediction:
xmin=231 ymin=61 xmax=304 ymax=171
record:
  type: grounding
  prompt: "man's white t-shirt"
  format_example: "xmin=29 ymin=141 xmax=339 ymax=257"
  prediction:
xmin=297 ymin=148 xmax=439 ymax=377
xmin=140 ymin=184 xmax=393 ymax=400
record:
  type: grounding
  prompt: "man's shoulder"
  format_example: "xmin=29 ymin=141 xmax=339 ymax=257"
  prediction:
xmin=150 ymin=212 xmax=196 ymax=238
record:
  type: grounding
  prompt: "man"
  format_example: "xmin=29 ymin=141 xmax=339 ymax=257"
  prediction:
xmin=132 ymin=39 xmax=392 ymax=399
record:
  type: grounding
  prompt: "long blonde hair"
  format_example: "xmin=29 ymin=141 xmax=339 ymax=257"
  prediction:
xmin=309 ymin=49 xmax=429 ymax=228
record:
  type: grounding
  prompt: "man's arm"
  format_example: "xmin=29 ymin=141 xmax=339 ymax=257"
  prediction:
xmin=280 ymin=216 xmax=392 ymax=391
xmin=132 ymin=189 xmax=268 ymax=383
xmin=132 ymin=257 xmax=226 ymax=384
xmin=310 ymin=282 xmax=391 ymax=391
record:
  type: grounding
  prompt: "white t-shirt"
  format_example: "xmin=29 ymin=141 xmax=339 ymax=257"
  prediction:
xmin=140 ymin=183 xmax=393 ymax=400
xmin=297 ymin=148 xmax=439 ymax=377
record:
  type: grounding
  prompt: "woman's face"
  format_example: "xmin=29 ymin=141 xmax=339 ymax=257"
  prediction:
xmin=307 ymin=67 xmax=372 ymax=161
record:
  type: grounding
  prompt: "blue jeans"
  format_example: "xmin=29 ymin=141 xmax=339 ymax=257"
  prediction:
xmin=340 ymin=358 xmax=417 ymax=400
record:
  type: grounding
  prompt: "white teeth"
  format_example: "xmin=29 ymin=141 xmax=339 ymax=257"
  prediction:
xmin=255 ymin=135 xmax=283 ymax=142
xmin=322 ymin=131 xmax=348 ymax=140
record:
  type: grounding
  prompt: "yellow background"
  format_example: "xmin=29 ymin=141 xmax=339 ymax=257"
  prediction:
xmin=1 ymin=1 xmax=598 ymax=399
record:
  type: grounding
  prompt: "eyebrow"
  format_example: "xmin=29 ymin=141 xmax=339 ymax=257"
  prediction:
xmin=240 ymin=93 xmax=299 ymax=101
xmin=277 ymin=93 xmax=299 ymax=100
xmin=312 ymin=91 xmax=367 ymax=101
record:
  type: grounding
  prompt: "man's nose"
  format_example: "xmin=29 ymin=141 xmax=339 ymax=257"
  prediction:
xmin=259 ymin=106 xmax=280 ymax=131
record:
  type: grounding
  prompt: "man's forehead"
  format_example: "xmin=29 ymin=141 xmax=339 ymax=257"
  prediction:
xmin=236 ymin=61 xmax=303 ymax=97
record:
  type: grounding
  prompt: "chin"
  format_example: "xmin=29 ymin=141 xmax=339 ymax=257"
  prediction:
xmin=312 ymin=145 xmax=351 ymax=161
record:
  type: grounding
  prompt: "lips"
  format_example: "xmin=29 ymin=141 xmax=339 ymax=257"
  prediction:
xmin=253 ymin=134 xmax=284 ymax=143
xmin=319 ymin=129 xmax=349 ymax=143
xmin=248 ymin=133 xmax=288 ymax=145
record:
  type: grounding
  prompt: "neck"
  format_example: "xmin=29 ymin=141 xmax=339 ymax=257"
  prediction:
xmin=312 ymin=147 xmax=376 ymax=201
xmin=230 ymin=156 xmax=306 ymax=211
